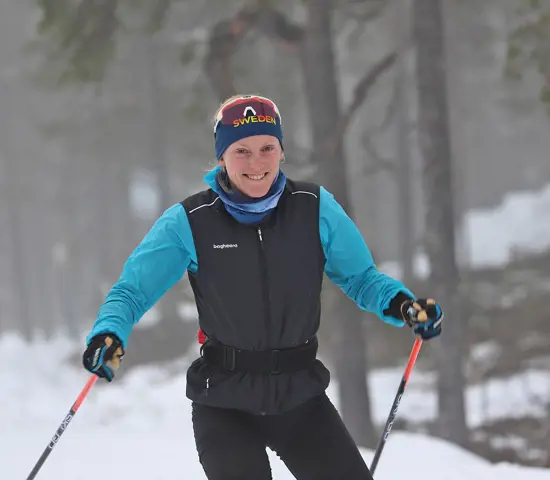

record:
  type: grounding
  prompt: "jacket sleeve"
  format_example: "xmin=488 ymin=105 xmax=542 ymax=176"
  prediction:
xmin=319 ymin=187 xmax=414 ymax=326
xmin=86 ymin=203 xmax=197 ymax=348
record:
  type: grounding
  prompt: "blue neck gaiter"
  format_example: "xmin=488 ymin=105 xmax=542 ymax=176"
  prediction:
xmin=204 ymin=166 xmax=287 ymax=225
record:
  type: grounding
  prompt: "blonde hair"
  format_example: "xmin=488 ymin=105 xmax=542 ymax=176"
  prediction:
xmin=212 ymin=94 xmax=252 ymax=124
xmin=207 ymin=95 xmax=248 ymax=169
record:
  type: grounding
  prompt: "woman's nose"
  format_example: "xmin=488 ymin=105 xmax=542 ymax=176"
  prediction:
xmin=247 ymin=154 xmax=263 ymax=165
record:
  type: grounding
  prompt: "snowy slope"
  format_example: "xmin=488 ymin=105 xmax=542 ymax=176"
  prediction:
xmin=2 ymin=334 xmax=549 ymax=479
xmin=379 ymin=182 xmax=550 ymax=278
xmin=7 ymin=430 xmax=550 ymax=479
xmin=463 ymin=183 xmax=550 ymax=267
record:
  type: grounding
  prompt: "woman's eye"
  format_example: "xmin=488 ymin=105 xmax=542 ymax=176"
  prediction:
xmin=236 ymin=149 xmax=248 ymax=154
xmin=263 ymin=146 xmax=274 ymax=152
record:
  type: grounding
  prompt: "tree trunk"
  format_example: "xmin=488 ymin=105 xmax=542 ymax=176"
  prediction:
xmin=126 ymin=33 xmax=195 ymax=366
xmin=412 ymin=0 xmax=468 ymax=446
xmin=393 ymin=0 xmax=415 ymax=284
xmin=0 ymin=77 xmax=32 ymax=340
xmin=300 ymin=0 xmax=376 ymax=448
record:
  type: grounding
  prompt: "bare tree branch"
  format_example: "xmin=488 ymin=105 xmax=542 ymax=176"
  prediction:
xmin=372 ymin=74 xmax=399 ymax=134
xmin=340 ymin=0 xmax=388 ymax=45
xmin=203 ymin=5 xmax=304 ymax=102
xmin=255 ymin=7 xmax=304 ymax=45
xmin=361 ymin=129 xmax=396 ymax=176
xmin=147 ymin=0 xmax=171 ymax=32
xmin=323 ymin=52 xmax=398 ymax=157
xmin=203 ymin=5 xmax=396 ymax=157
xmin=203 ymin=7 xmax=258 ymax=101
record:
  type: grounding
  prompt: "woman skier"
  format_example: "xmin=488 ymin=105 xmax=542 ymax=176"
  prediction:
xmin=83 ymin=94 xmax=443 ymax=479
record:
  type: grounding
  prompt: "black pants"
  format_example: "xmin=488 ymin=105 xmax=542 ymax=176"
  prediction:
xmin=192 ymin=393 xmax=373 ymax=480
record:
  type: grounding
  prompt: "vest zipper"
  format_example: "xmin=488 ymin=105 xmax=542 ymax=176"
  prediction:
xmin=257 ymin=226 xmax=271 ymax=415
xmin=256 ymin=227 xmax=271 ymax=343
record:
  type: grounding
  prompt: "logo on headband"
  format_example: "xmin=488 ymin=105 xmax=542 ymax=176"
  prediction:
xmin=214 ymin=96 xmax=281 ymax=133
xmin=232 ymin=109 xmax=277 ymax=128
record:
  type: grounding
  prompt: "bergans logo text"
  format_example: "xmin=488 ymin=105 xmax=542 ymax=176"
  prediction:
xmin=233 ymin=115 xmax=277 ymax=127
xmin=213 ymin=244 xmax=238 ymax=249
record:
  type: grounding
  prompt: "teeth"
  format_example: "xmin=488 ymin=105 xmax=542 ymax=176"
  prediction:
xmin=246 ymin=173 xmax=266 ymax=180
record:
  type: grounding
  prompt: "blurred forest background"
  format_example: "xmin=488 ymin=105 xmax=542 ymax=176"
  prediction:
xmin=1 ymin=0 xmax=549 ymax=469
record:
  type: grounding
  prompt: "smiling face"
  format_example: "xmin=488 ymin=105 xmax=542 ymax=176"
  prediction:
xmin=219 ymin=135 xmax=283 ymax=198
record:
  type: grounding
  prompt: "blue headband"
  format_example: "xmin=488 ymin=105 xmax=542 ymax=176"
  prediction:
xmin=213 ymin=96 xmax=284 ymax=160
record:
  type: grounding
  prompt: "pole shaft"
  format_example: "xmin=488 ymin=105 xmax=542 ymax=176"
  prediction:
xmin=26 ymin=375 xmax=97 ymax=480
xmin=370 ymin=338 xmax=422 ymax=475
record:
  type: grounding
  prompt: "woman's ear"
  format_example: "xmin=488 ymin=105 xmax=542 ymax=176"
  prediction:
xmin=219 ymin=158 xmax=225 ymax=168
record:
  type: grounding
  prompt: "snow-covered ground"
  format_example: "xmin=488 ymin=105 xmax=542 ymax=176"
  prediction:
xmin=2 ymin=333 xmax=549 ymax=479
xmin=8 ymin=429 xmax=549 ymax=479
xmin=464 ymin=183 xmax=550 ymax=267
xmin=380 ymin=182 xmax=550 ymax=278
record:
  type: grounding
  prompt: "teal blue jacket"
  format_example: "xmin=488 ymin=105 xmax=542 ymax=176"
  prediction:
xmin=88 ymin=184 xmax=413 ymax=348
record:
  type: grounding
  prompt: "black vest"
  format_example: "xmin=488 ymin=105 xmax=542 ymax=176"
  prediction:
xmin=182 ymin=179 xmax=330 ymax=414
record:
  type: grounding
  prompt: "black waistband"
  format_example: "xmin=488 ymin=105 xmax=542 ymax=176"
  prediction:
xmin=201 ymin=337 xmax=318 ymax=375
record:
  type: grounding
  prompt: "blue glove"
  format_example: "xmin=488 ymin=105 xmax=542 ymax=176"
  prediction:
xmin=82 ymin=334 xmax=124 ymax=382
xmin=400 ymin=298 xmax=443 ymax=340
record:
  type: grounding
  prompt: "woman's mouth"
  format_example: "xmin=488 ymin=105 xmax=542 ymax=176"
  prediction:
xmin=244 ymin=173 xmax=267 ymax=180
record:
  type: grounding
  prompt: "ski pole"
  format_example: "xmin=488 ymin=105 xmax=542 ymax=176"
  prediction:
xmin=370 ymin=337 xmax=423 ymax=476
xmin=26 ymin=374 xmax=98 ymax=480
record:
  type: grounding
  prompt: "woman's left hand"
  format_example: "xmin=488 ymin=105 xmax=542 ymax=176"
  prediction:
xmin=400 ymin=298 xmax=443 ymax=340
